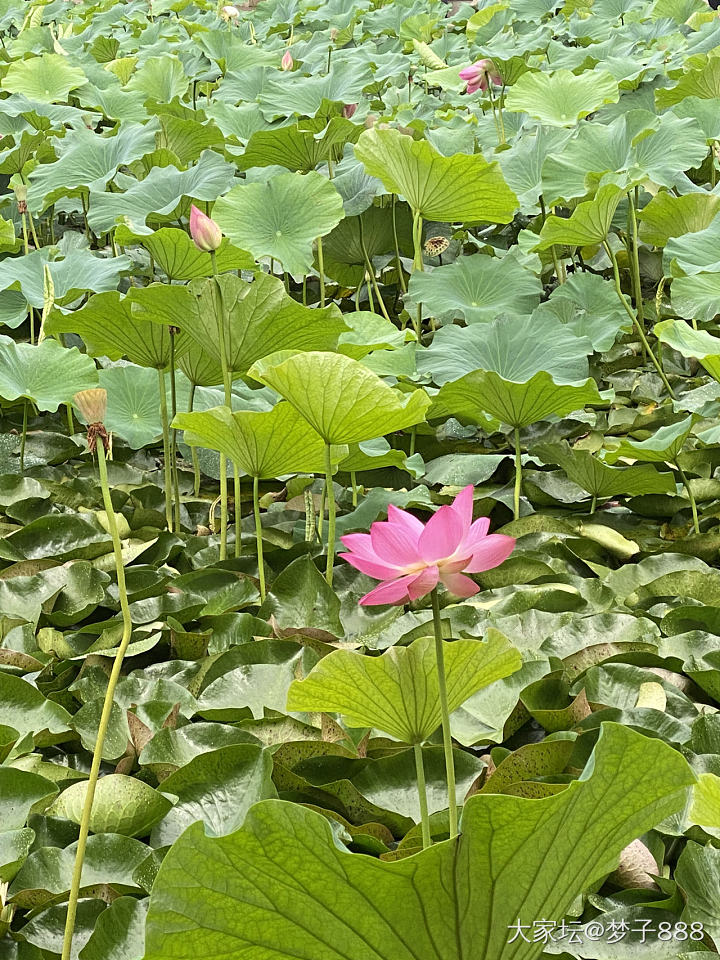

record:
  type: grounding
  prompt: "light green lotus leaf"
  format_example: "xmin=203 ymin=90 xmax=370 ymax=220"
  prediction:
xmin=125 ymin=55 xmax=189 ymax=102
xmin=533 ymin=441 xmax=676 ymax=499
xmin=88 ymin=150 xmax=237 ymax=235
xmin=1 ymin=53 xmax=88 ymax=103
xmin=114 ymin=226 xmax=255 ymax=281
xmin=287 ymin=632 xmax=521 ymax=744
xmin=213 ymin=171 xmax=345 ymax=275
xmin=46 ymin=775 xmax=171 ymax=838
xmin=535 ymin=184 xmax=624 ymax=249
xmin=354 ymin=126 xmax=518 ymax=223
xmin=173 ymin=403 xmax=333 ymax=478
xmin=248 ymin=351 xmax=430 ymax=445
xmin=639 ymin=192 xmax=720 ymax=247
xmin=404 ymin=250 xmax=542 ymax=324
xmin=532 ymin=272 xmax=630 ymax=351
xmin=143 ymin=724 xmax=694 ymax=960
xmin=431 ymin=370 xmax=603 ymax=428
xmin=0 ymin=336 xmax=98 ymax=412
xmin=603 ymin=416 xmax=694 ymax=465
xmin=238 ymin=118 xmax=361 ymax=173
xmin=655 ymin=55 xmax=720 ymax=109
xmin=506 ymin=68 xmax=619 ymax=126
xmin=0 ymin=249 xmax=131 ymax=309
xmin=655 ymin=319 xmax=720 ymax=382
xmin=664 ymin=217 xmax=720 ymax=277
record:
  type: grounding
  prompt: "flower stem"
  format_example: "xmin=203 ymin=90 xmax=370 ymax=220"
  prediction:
xmin=233 ymin=468 xmax=242 ymax=557
xmin=324 ymin=443 xmax=336 ymax=585
xmin=157 ymin=367 xmax=173 ymax=530
xmin=20 ymin=400 xmax=27 ymax=472
xmin=413 ymin=742 xmax=431 ymax=850
xmin=252 ymin=475 xmax=266 ymax=600
xmin=603 ymin=241 xmax=676 ymax=399
xmin=430 ymin=587 xmax=458 ymax=840
xmin=169 ymin=332 xmax=181 ymax=533
xmin=61 ymin=438 xmax=133 ymax=960
xmin=317 ymin=236 xmax=326 ymax=308
xmin=210 ymin=252 xmax=230 ymax=558
xmin=513 ymin=425 xmax=522 ymax=522
xmin=391 ymin=195 xmax=407 ymax=294
xmin=188 ymin=383 xmax=201 ymax=497
xmin=677 ymin=464 xmax=700 ymax=535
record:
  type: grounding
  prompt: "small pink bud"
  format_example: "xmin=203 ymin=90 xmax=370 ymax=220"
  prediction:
xmin=342 ymin=103 xmax=357 ymax=119
xmin=189 ymin=204 xmax=222 ymax=253
xmin=281 ymin=50 xmax=293 ymax=71
xmin=459 ymin=58 xmax=502 ymax=94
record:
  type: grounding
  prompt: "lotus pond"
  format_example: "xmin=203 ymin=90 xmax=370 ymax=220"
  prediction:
xmin=1 ymin=0 xmax=720 ymax=958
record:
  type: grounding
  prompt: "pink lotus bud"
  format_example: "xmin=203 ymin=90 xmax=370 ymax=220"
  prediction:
xmin=189 ymin=204 xmax=222 ymax=252
xmin=281 ymin=50 xmax=293 ymax=71
xmin=458 ymin=58 xmax=502 ymax=94
xmin=342 ymin=103 xmax=357 ymax=119
xmin=220 ymin=4 xmax=240 ymax=18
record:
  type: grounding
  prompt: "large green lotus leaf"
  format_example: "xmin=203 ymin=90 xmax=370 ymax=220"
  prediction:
xmin=675 ymin=841 xmax=720 ymax=946
xmin=0 ymin=768 xmax=57 ymax=830
xmin=541 ymin=111 xmax=708 ymax=204
xmin=45 ymin=292 xmax=188 ymax=369
xmin=238 ymin=118 xmax=361 ymax=173
xmin=0 ymin=673 xmax=71 ymax=741
xmin=126 ymin=55 xmax=188 ymax=101
xmin=143 ymin=723 xmax=693 ymax=960
xmin=664 ymin=217 xmax=720 ymax=277
xmin=430 ymin=370 xmax=603 ymax=428
xmin=287 ymin=633 xmax=521 ymax=744
xmin=655 ymin=319 xmax=720 ymax=382
xmin=129 ymin=273 xmax=346 ymax=376
xmin=404 ymin=251 xmax=542 ymax=325
xmin=152 ymin=744 xmax=276 ymax=846
xmin=0 ymin=249 xmax=131 ymax=309
xmin=320 ymin=204 xmax=414 ymax=286
xmin=88 ymin=150 xmax=237 ymax=235
xmin=98 ymin=365 xmax=161 ymax=449
xmin=531 ymin=272 xmax=629 ymax=351
xmin=257 ymin=556 xmax=343 ymax=634
xmin=249 ymin=351 xmax=430 ymax=444
xmin=79 ymin=897 xmax=148 ymax=960
xmin=354 ymin=127 xmax=518 ymax=223
xmin=0 ymin=289 xmax=27 ymax=328
xmin=213 ymin=171 xmax=344 ymax=275
xmin=255 ymin=67 xmax=374 ymax=121
xmin=603 ymin=416 xmax=694 ymax=465
xmin=8 ymin=834 xmax=149 ymax=907
xmin=655 ymin=55 xmax=720 ymax=109
xmin=1 ymin=53 xmax=87 ymax=103
xmin=535 ymin=184 xmax=623 ymax=249
xmin=0 ymin=829 xmax=34 ymax=884
xmin=26 ymin=123 xmax=158 ymax=214
xmin=416 ymin=314 xmax=592 ymax=386
xmin=46 ymin=775 xmax=172 ymax=838
xmin=506 ymin=68 xmax=619 ymax=125
xmin=0 ymin=337 xmax=97 ymax=412
xmin=533 ymin=441 xmax=676 ymax=499
xmin=195 ymin=648 xmax=305 ymax=722
xmin=114 ymin=226 xmax=255 ymax=281
xmin=139 ymin=723 xmax=260 ymax=777
xmin=173 ymin=403 xmax=331 ymax=478
xmin=638 ymin=191 xmax=720 ymax=247
xmin=671 ymin=272 xmax=720 ymax=324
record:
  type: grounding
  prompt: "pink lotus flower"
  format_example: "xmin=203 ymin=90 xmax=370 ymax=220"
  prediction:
xmin=281 ymin=50 xmax=293 ymax=71
xmin=189 ymin=204 xmax=222 ymax=253
xmin=459 ymin=58 xmax=502 ymax=95
xmin=340 ymin=486 xmax=515 ymax=605
xmin=342 ymin=103 xmax=357 ymax=119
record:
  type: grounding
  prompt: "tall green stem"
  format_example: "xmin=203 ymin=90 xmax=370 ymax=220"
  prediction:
xmin=324 ymin=443 xmax=336 ymax=585
xmin=413 ymin=742 xmax=431 ymax=850
xmin=391 ymin=195 xmax=407 ymax=293
xmin=677 ymin=464 xmax=700 ymax=535
xmin=233 ymin=469 xmax=242 ymax=558
xmin=603 ymin=242 xmax=676 ymax=399
xmin=359 ymin=217 xmax=391 ymax=321
xmin=61 ymin=438 xmax=133 ymax=960
xmin=19 ymin=401 xmax=27 ymax=472
xmin=188 ymin=383 xmax=201 ymax=498
xmin=317 ymin=236 xmax=326 ymax=307
xmin=430 ymin=588 xmax=458 ymax=840
xmin=513 ymin=425 xmax=522 ymax=522
xmin=253 ymin=475 xmax=266 ymax=600
xmin=626 ymin=188 xmax=645 ymax=327
xmin=169 ymin=332 xmax=181 ymax=533
xmin=210 ymin=252 xmax=230 ymax=558
xmin=157 ymin=368 xmax=173 ymax=530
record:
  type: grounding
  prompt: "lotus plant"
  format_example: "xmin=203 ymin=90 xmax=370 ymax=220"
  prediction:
xmin=62 ymin=390 xmax=134 ymax=960
xmin=341 ymin=486 xmax=515 ymax=838
xmin=459 ymin=58 xmax=505 ymax=142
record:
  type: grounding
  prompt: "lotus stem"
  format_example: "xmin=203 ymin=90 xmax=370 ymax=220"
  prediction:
xmin=157 ymin=368 xmax=174 ymax=531
xmin=513 ymin=425 xmax=522 ymax=522
xmin=413 ymin=742 xmax=431 ymax=850
xmin=317 ymin=236 xmax=326 ymax=307
xmin=304 ymin=485 xmax=316 ymax=541
xmin=350 ymin=470 xmax=358 ymax=507
xmin=169 ymin=333 xmax=181 ymax=533
xmin=210 ymin=251 xmax=230 ymax=559
xmin=61 ymin=438 xmax=133 ymax=960
xmin=324 ymin=443 xmax=336 ymax=585
xmin=603 ymin=242 xmax=676 ymax=399
xmin=430 ymin=587 xmax=458 ymax=840
xmin=253 ymin=475 xmax=266 ymax=600
xmin=626 ymin=188 xmax=645 ymax=327
xmin=358 ymin=217 xmax=392 ymax=321
xmin=19 ymin=401 xmax=27 ymax=472
xmin=391 ymin=196 xmax=407 ymax=294
xmin=188 ymin=384 xmax=201 ymax=498
xmin=590 ymin=494 xmax=597 ymax=515
xmin=412 ymin=209 xmax=424 ymax=272
xmin=677 ymin=464 xmax=700 ymax=535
